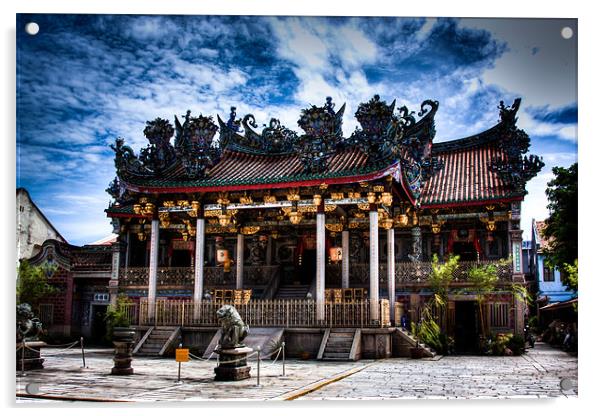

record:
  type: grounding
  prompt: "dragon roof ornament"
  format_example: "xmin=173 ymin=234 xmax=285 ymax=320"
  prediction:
xmin=296 ymin=97 xmax=346 ymax=173
xmin=107 ymin=96 xmax=540 ymax=206
xmin=489 ymin=98 xmax=544 ymax=194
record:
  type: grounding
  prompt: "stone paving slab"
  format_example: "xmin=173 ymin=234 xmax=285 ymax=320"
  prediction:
xmin=298 ymin=343 xmax=577 ymax=400
xmin=15 ymin=343 xmax=577 ymax=402
xmin=16 ymin=348 xmax=369 ymax=402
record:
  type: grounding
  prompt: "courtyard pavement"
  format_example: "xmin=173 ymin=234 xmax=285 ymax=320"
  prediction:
xmin=15 ymin=342 xmax=577 ymax=402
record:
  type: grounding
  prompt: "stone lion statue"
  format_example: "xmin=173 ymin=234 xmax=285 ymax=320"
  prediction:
xmin=17 ymin=303 xmax=43 ymax=342
xmin=216 ymin=305 xmax=249 ymax=349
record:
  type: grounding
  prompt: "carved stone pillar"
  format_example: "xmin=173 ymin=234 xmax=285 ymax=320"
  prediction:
xmin=387 ymin=227 xmax=395 ymax=324
xmin=236 ymin=233 xmax=244 ymax=290
xmin=193 ymin=218 xmax=205 ymax=303
xmin=109 ymin=241 xmax=122 ymax=307
xmin=369 ymin=208 xmax=379 ymax=322
xmin=341 ymin=230 xmax=350 ymax=289
xmin=147 ymin=219 xmax=159 ymax=322
xmin=409 ymin=226 xmax=422 ymax=262
xmin=316 ymin=210 xmax=326 ymax=321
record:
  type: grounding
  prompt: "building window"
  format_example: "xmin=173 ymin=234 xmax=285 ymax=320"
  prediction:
xmin=543 ymin=266 xmax=554 ymax=282
xmin=94 ymin=293 xmax=109 ymax=302
xmin=488 ymin=303 xmax=509 ymax=328
xmin=39 ymin=304 xmax=54 ymax=325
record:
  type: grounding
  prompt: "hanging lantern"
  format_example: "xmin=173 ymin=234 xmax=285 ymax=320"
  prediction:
xmin=218 ymin=214 xmax=230 ymax=227
xmin=133 ymin=204 xmax=142 ymax=215
xmin=329 ymin=247 xmax=343 ymax=263
xmin=397 ymin=214 xmax=409 ymax=227
xmin=380 ymin=218 xmax=394 ymax=230
xmin=289 ymin=210 xmax=303 ymax=225
xmin=216 ymin=249 xmax=229 ymax=263
xmin=313 ymin=194 xmax=322 ymax=206
xmin=182 ymin=231 xmax=189 ymax=241
xmin=271 ymin=230 xmax=279 ymax=240
xmin=381 ymin=192 xmax=393 ymax=206
xmin=137 ymin=232 xmax=146 ymax=241
xmin=431 ymin=222 xmax=441 ymax=234
xmin=144 ymin=202 xmax=155 ymax=216
xmin=366 ymin=192 xmax=376 ymax=204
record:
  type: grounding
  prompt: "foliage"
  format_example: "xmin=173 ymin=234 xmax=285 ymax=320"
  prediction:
xmin=104 ymin=295 xmax=132 ymax=341
xmin=563 ymin=259 xmax=578 ymax=293
xmin=467 ymin=262 xmax=499 ymax=337
xmin=16 ymin=261 xmax=58 ymax=313
xmin=429 ymin=254 xmax=459 ymax=306
xmin=506 ymin=334 xmax=525 ymax=355
xmin=489 ymin=333 xmax=513 ymax=356
xmin=426 ymin=254 xmax=460 ymax=337
xmin=412 ymin=307 xmax=446 ymax=354
xmin=542 ymin=163 xmax=577 ymax=291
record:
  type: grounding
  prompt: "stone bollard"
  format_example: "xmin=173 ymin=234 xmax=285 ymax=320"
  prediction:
xmin=111 ymin=327 xmax=135 ymax=375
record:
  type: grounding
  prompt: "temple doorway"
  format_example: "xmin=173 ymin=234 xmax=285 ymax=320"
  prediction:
xmin=453 ymin=242 xmax=478 ymax=261
xmin=90 ymin=304 xmax=108 ymax=345
xmin=454 ymin=301 xmax=479 ymax=354
xmin=299 ymin=249 xmax=316 ymax=285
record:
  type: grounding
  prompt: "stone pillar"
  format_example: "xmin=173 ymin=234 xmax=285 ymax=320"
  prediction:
xmin=124 ymin=232 xmax=131 ymax=268
xmin=193 ymin=218 xmax=205 ymax=303
xmin=341 ymin=230 xmax=350 ymax=289
xmin=369 ymin=208 xmax=379 ymax=322
xmin=147 ymin=219 xmax=159 ymax=323
xmin=387 ymin=227 xmax=395 ymax=324
xmin=409 ymin=226 xmax=422 ymax=262
xmin=109 ymin=241 xmax=122 ymax=307
xmin=266 ymin=235 xmax=273 ymax=266
xmin=236 ymin=233 xmax=244 ymax=290
xmin=316 ymin=210 xmax=326 ymax=321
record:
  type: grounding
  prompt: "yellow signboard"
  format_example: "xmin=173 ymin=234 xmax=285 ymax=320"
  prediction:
xmin=175 ymin=348 xmax=189 ymax=362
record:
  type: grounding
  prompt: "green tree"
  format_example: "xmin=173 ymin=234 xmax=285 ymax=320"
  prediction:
xmin=543 ymin=163 xmax=578 ymax=291
xmin=104 ymin=294 xmax=133 ymax=341
xmin=467 ymin=262 xmax=499 ymax=338
xmin=16 ymin=260 xmax=58 ymax=314
xmin=428 ymin=254 xmax=460 ymax=333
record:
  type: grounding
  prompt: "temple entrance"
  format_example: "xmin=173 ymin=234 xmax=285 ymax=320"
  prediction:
xmin=90 ymin=304 xmax=108 ymax=345
xmin=171 ymin=249 xmax=191 ymax=267
xmin=299 ymin=249 xmax=316 ymax=285
xmin=453 ymin=242 xmax=478 ymax=261
xmin=454 ymin=301 xmax=479 ymax=354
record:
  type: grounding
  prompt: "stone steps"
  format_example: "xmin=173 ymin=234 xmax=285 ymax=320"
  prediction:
xmin=274 ymin=285 xmax=310 ymax=299
xmin=321 ymin=329 xmax=356 ymax=361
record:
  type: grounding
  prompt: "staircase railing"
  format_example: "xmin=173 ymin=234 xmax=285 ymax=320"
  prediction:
xmin=138 ymin=298 xmax=391 ymax=328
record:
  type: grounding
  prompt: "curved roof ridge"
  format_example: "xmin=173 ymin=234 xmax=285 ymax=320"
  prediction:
xmin=432 ymin=123 xmax=502 ymax=153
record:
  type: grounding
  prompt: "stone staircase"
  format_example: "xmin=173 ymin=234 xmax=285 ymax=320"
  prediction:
xmin=134 ymin=327 xmax=180 ymax=356
xmin=318 ymin=328 xmax=361 ymax=361
xmin=394 ymin=327 xmax=436 ymax=358
xmin=274 ymin=284 xmax=310 ymax=299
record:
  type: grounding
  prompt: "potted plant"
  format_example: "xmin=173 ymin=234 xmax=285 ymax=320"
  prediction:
xmin=105 ymin=295 xmax=136 ymax=375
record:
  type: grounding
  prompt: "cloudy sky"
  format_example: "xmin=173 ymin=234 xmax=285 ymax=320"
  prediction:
xmin=16 ymin=14 xmax=577 ymax=246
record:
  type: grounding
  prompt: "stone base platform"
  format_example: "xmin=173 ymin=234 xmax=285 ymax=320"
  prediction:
xmin=214 ymin=347 xmax=253 ymax=381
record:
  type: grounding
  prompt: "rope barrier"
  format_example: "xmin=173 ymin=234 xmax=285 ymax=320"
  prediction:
xmin=24 ymin=341 xmax=80 ymax=356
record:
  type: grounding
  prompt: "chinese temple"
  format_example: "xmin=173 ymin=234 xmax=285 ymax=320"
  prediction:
xmin=29 ymin=95 xmax=544 ymax=357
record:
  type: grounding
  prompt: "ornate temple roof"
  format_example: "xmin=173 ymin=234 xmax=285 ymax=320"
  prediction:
xmin=106 ymin=96 xmax=543 ymax=213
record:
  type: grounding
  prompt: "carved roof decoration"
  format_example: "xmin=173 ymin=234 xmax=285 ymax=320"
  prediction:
xmin=107 ymin=96 xmax=541 ymax=209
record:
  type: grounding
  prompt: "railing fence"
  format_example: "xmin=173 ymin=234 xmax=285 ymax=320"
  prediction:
xmin=137 ymin=298 xmax=391 ymax=328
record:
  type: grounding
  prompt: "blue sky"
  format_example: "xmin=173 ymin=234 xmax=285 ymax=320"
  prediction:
xmin=16 ymin=15 xmax=577 ymax=245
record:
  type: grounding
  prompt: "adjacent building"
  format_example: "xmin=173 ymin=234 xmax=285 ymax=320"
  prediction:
xmin=16 ymin=188 xmax=66 ymax=261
